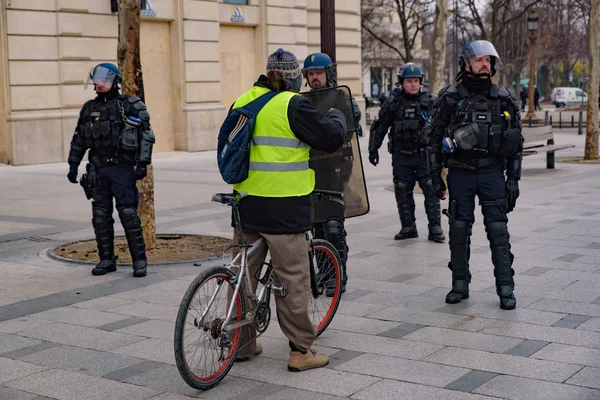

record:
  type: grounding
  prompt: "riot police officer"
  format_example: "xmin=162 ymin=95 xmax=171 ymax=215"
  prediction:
xmin=368 ymin=63 xmax=445 ymax=243
xmin=427 ymin=41 xmax=522 ymax=310
xmin=302 ymin=52 xmax=363 ymax=295
xmin=67 ymin=63 xmax=155 ymax=278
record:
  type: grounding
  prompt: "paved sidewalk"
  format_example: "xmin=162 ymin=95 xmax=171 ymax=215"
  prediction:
xmin=1 ymin=129 xmax=599 ymax=399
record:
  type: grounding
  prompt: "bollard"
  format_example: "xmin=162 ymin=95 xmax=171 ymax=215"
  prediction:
xmin=571 ymin=115 xmax=574 ymax=128
xmin=528 ymin=117 xmax=532 ymax=127
xmin=545 ymin=110 xmax=549 ymax=126
xmin=559 ymin=112 xmax=562 ymax=129
xmin=578 ymin=111 xmax=583 ymax=135
xmin=549 ymin=115 xmax=553 ymax=127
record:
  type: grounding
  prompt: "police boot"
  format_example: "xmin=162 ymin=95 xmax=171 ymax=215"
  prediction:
xmin=119 ymin=206 xmax=147 ymax=278
xmin=486 ymin=221 xmax=516 ymax=310
xmin=445 ymin=278 xmax=470 ymax=304
xmin=445 ymin=220 xmax=472 ymax=304
xmin=91 ymin=204 xmax=117 ymax=276
xmin=323 ymin=220 xmax=348 ymax=297
xmin=393 ymin=181 xmax=418 ymax=240
xmin=420 ymin=178 xmax=445 ymax=243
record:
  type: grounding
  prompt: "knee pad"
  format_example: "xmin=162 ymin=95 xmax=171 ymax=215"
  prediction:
xmin=92 ymin=203 xmax=113 ymax=225
xmin=394 ymin=180 xmax=411 ymax=195
xmin=485 ymin=221 xmax=509 ymax=245
xmin=118 ymin=206 xmax=141 ymax=229
xmin=419 ymin=177 xmax=434 ymax=197
xmin=449 ymin=220 xmax=471 ymax=244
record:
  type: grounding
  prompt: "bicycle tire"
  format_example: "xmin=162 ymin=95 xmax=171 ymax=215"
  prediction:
xmin=174 ymin=266 xmax=246 ymax=390
xmin=309 ymin=239 xmax=342 ymax=337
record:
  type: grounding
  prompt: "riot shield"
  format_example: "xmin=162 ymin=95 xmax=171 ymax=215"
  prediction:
xmin=301 ymin=85 xmax=369 ymax=221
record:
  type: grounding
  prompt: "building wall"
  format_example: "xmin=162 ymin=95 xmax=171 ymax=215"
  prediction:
xmin=0 ymin=0 xmax=363 ymax=165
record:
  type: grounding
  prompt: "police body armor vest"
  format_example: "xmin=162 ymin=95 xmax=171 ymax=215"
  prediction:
xmin=444 ymin=84 xmax=520 ymax=170
xmin=79 ymin=96 xmax=125 ymax=150
xmin=390 ymin=92 xmax=430 ymax=153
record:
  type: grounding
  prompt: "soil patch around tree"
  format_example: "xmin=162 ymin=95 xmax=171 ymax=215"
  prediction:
xmin=556 ymin=157 xmax=600 ymax=164
xmin=54 ymin=234 xmax=232 ymax=264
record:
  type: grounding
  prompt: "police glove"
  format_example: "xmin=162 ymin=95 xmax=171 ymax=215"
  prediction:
xmin=431 ymin=174 xmax=447 ymax=200
xmin=67 ymin=164 xmax=78 ymax=184
xmin=505 ymin=178 xmax=519 ymax=212
xmin=369 ymin=151 xmax=379 ymax=166
xmin=134 ymin=163 xmax=147 ymax=181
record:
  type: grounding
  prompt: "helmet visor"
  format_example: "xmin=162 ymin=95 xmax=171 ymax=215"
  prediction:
xmin=86 ymin=66 xmax=117 ymax=89
xmin=463 ymin=41 xmax=501 ymax=63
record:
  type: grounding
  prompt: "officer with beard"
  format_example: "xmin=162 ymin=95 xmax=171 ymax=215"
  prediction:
xmin=67 ymin=63 xmax=155 ymax=278
xmin=368 ymin=63 xmax=445 ymax=243
xmin=427 ymin=40 xmax=523 ymax=310
xmin=302 ymin=52 xmax=362 ymax=295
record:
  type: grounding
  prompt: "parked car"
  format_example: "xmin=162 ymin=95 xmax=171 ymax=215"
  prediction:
xmin=551 ymin=87 xmax=588 ymax=108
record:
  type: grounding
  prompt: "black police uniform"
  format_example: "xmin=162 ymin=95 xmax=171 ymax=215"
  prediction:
xmin=368 ymin=90 xmax=445 ymax=242
xmin=427 ymin=76 xmax=523 ymax=309
xmin=67 ymin=87 xmax=154 ymax=277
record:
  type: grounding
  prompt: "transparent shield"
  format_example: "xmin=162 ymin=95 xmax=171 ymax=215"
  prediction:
xmin=301 ymin=85 xmax=369 ymax=220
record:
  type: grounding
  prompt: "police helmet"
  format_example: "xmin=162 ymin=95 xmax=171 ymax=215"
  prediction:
xmin=398 ymin=63 xmax=423 ymax=83
xmin=85 ymin=63 xmax=122 ymax=89
xmin=459 ymin=40 xmax=500 ymax=77
xmin=302 ymin=53 xmax=333 ymax=78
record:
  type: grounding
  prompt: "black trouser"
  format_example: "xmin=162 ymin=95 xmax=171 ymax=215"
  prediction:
xmin=91 ymin=164 xmax=146 ymax=263
xmin=313 ymin=219 xmax=348 ymax=284
xmin=391 ymin=151 xmax=441 ymax=231
xmin=447 ymin=168 xmax=514 ymax=287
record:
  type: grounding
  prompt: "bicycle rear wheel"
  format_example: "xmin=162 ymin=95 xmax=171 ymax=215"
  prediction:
xmin=174 ymin=266 xmax=246 ymax=390
xmin=308 ymin=239 xmax=342 ymax=336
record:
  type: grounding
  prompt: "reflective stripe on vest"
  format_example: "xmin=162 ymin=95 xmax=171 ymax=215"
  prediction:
xmin=233 ymin=86 xmax=314 ymax=197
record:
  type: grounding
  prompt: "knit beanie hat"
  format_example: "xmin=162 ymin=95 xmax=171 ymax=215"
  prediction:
xmin=266 ymin=48 xmax=302 ymax=92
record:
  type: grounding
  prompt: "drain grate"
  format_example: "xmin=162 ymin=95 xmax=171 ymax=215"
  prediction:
xmin=28 ymin=236 xmax=54 ymax=243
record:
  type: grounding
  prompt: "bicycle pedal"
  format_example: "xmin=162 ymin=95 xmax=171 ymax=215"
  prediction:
xmin=272 ymin=284 xmax=287 ymax=297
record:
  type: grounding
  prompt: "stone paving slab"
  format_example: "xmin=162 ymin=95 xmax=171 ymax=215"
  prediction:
xmin=577 ymin=317 xmax=600 ymax=332
xmin=402 ymin=327 xmax=523 ymax=353
xmin=110 ymin=338 xmax=176 ymax=365
xmin=29 ymin=306 xmax=132 ymax=328
xmin=0 ymin=357 xmax=48 ymax=385
xmin=18 ymin=322 xmax=145 ymax=351
xmin=473 ymin=375 xmax=600 ymax=400
xmin=19 ymin=345 xmax=144 ymax=377
xmin=369 ymin=307 xmax=497 ymax=332
xmin=423 ymin=347 xmax=583 ymax=382
xmin=315 ymin=329 xmax=444 ymax=360
xmin=230 ymin=356 xmax=381 ymax=397
xmin=333 ymin=353 xmax=469 ymax=388
xmin=566 ymin=366 xmax=600 ymax=390
xmin=4 ymin=368 xmax=161 ymax=400
xmin=350 ymin=379 xmax=498 ymax=400
xmin=532 ymin=343 xmax=600 ymax=367
xmin=482 ymin=321 xmax=600 ymax=349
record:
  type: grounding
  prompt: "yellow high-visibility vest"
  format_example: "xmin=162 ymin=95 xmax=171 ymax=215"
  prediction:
xmin=233 ymin=86 xmax=314 ymax=197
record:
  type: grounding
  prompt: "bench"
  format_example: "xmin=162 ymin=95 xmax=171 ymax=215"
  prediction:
xmin=522 ymin=125 xmax=575 ymax=169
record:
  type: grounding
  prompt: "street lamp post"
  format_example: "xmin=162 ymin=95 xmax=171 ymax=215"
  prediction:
xmin=526 ymin=9 xmax=538 ymax=121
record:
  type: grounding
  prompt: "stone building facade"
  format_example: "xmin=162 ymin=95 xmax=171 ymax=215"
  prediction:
xmin=0 ymin=0 xmax=362 ymax=165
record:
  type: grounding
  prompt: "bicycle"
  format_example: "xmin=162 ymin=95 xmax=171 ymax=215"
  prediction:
xmin=174 ymin=190 xmax=343 ymax=390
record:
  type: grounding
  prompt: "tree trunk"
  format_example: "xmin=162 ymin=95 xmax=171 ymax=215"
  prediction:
xmin=429 ymin=0 xmax=448 ymax=95
xmin=584 ymin=0 xmax=599 ymax=160
xmin=117 ymin=0 xmax=156 ymax=249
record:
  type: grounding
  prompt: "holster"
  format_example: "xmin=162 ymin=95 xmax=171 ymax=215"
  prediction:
xmin=80 ymin=163 xmax=101 ymax=201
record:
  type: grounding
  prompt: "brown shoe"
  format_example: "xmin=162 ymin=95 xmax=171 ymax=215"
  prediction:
xmin=235 ymin=342 xmax=262 ymax=362
xmin=287 ymin=349 xmax=329 ymax=372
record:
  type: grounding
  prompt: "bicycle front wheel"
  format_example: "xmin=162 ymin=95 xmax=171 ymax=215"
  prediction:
xmin=308 ymin=239 xmax=342 ymax=337
xmin=174 ymin=266 xmax=246 ymax=390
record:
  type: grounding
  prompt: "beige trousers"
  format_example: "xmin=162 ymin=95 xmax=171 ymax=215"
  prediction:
xmin=232 ymin=230 xmax=316 ymax=358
